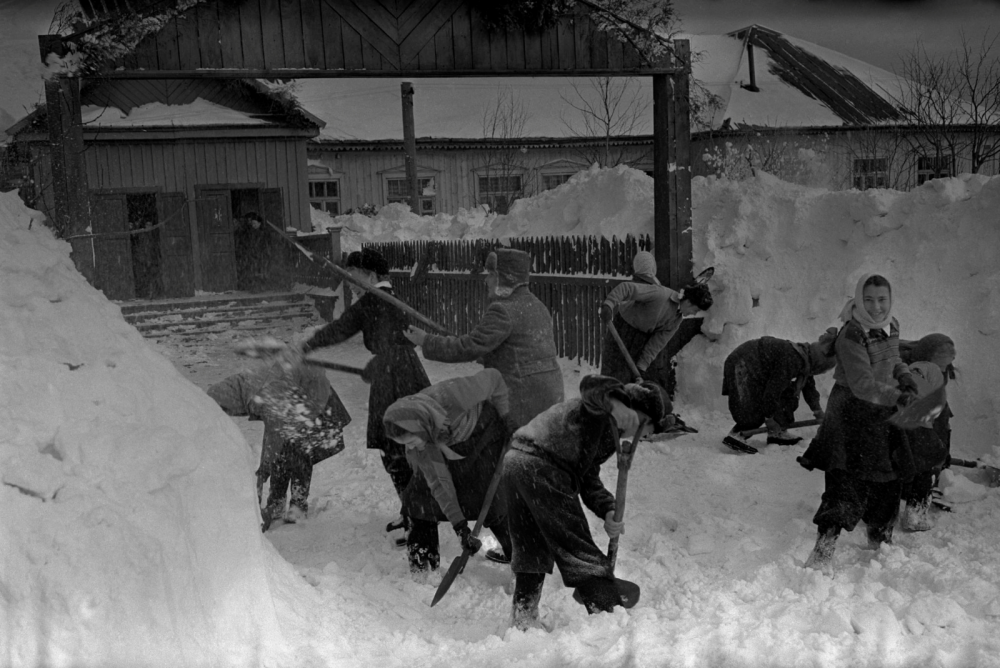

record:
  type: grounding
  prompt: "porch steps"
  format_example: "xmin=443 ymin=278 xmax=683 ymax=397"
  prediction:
xmin=119 ymin=292 xmax=325 ymax=340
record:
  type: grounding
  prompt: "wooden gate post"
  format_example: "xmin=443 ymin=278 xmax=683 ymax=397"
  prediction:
xmin=40 ymin=35 xmax=94 ymax=283
xmin=400 ymin=82 xmax=420 ymax=214
xmin=652 ymin=40 xmax=693 ymax=290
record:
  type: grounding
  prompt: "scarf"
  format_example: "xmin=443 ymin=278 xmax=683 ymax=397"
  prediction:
xmin=382 ymin=394 xmax=465 ymax=460
xmin=838 ymin=273 xmax=892 ymax=331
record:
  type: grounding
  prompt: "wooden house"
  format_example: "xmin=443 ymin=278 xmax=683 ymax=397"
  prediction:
xmin=7 ymin=78 xmax=322 ymax=300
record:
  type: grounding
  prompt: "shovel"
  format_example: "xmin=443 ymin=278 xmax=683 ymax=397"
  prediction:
xmin=949 ymin=458 xmax=1000 ymax=487
xmin=740 ymin=418 xmax=821 ymax=438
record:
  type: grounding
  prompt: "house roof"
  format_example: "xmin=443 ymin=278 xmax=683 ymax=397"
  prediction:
xmin=297 ymin=25 xmax=915 ymax=145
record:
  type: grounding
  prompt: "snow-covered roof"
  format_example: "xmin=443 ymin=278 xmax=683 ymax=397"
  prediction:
xmin=79 ymin=98 xmax=276 ymax=128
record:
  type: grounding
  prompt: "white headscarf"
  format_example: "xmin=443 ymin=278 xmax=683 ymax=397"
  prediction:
xmin=839 ymin=273 xmax=892 ymax=331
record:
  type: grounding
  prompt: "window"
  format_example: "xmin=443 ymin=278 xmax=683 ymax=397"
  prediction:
xmin=540 ymin=173 xmax=574 ymax=191
xmin=852 ymin=158 xmax=888 ymax=190
xmin=916 ymin=154 xmax=954 ymax=185
xmin=478 ymin=174 xmax=523 ymax=214
xmin=308 ymin=180 xmax=341 ymax=215
xmin=386 ymin=177 xmax=436 ymax=215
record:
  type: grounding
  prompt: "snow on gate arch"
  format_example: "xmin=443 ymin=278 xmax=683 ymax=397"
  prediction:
xmin=0 ymin=190 xmax=302 ymax=667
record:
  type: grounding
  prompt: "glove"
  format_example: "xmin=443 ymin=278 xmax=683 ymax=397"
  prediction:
xmin=502 ymin=414 xmax=520 ymax=437
xmin=897 ymin=372 xmax=919 ymax=395
xmin=599 ymin=304 xmax=613 ymax=324
xmin=604 ymin=510 xmax=624 ymax=539
xmin=453 ymin=520 xmax=482 ymax=555
xmin=897 ymin=390 xmax=917 ymax=407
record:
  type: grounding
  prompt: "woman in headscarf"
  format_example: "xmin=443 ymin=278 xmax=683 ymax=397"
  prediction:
xmin=383 ymin=369 xmax=519 ymax=575
xmin=800 ymin=274 xmax=919 ymax=571
xmin=898 ymin=333 xmax=956 ymax=531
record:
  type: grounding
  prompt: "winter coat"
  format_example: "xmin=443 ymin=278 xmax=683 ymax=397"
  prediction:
xmin=421 ymin=284 xmax=563 ymax=427
xmin=722 ymin=337 xmax=822 ymax=427
xmin=303 ymin=282 xmax=430 ymax=451
xmin=801 ymin=319 xmax=910 ymax=481
xmin=386 ymin=369 xmax=514 ymax=526
xmin=207 ymin=363 xmax=349 ymax=474
xmin=508 ymin=375 xmax=622 ymax=520
xmin=601 ymin=277 xmax=685 ymax=372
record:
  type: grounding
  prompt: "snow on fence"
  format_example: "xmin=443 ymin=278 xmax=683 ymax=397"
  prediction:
xmin=364 ymin=234 xmax=653 ymax=366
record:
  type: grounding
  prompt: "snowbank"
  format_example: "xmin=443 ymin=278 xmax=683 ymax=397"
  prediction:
xmin=0 ymin=192 xmax=299 ymax=666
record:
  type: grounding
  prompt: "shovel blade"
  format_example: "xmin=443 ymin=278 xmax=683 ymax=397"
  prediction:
xmin=430 ymin=550 xmax=471 ymax=607
xmin=571 ymin=577 xmax=641 ymax=609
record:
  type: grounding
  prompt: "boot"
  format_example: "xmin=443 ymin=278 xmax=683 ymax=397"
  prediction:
xmin=804 ymin=527 xmax=840 ymax=571
xmin=766 ymin=429 xmax=803 ymax=446
xmin=387 ymin=514 xmax=411 ymax=549
xmin=866 ymin=523 xmax=894 ymax=549
xmin=406 ymin=518 xmax=440 ymax=575
xmin=902 ymin=498 xmax=934 ymax=532
xmin=574 ymin=577 xmax=620 ymax=614
xmin=510 ymin=572 xmax=545 ymax=631
xmin=723 ymin=430 xmax=758 ymax=454
xmin=485 ymin=519 xmax=513 ymax=565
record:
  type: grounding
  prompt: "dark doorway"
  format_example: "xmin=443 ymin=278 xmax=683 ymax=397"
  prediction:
xmin=231 ymin=188 xmax=270 ymax=291
xmin=128 ymin=192 xmax=163 ymax=299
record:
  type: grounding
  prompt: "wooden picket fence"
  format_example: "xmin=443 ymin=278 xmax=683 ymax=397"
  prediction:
xmin=363 ymin=234 xmax=652 ymax=366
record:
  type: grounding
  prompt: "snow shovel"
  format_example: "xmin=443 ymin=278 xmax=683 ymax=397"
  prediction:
xmin=431 ymin=438 xmax=514 ymax=607
xmin=888 ymin=386 xmax=948 ymax=430
xmin=571 ymin=417 xmax=647 ymax=610
xmin=740 ymin=418 xmax=821 ymax=438
xmin=949 ymin=458 xmax=1000 ymax=487
xmin=261 ymin=219 xmax=451 ymax=334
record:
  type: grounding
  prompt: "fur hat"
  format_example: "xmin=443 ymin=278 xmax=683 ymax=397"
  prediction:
xmin=485 ymin=248 xmax=531 ymax=288
xmin=681 ymin=283 xmax=713 ymax=312
xmin=817 ymin=326 xmax=839 ymax=356
xmin=346 ymin=248 xmax=389 ymax=276
xmin=633 ymin=251 xmax=657 ymax=278
xmin=623 ymin=381 xmax=670 ymax=427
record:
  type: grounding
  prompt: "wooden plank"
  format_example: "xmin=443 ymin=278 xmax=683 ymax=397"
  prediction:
xmin=90 ymin=192 xmax=135 ymax=300
xmin=335 ymin=0 xmax=401 ymax=67
xmin=175 ymin=7 xmax=202 ymax=70
xmin=469 ymin=5 xmax=491 ymax=70
xmin=320 ymin=1 xmax=346 ymax=70
xmin=259 ymin=0 xmax=285 ymax=70
xmin=301 ymin=0 xmax=326 ymax=69
xmin=523 ymin=29 xmax=542 ymax=70
xmin=400 ymin=0 xmax=466 ymax=68
xmin=606 ymin=34 xmax=624 ymax=70
xmin=155 ymin=17 xmax=181 ymax=71
xmin=434 ymin=21 xmax=454 ymax=70
xmin=195 ymin=2 xmax=223 ymax=69
xmin=489 ymin=26 xmax=507 ymax=71
xmin=239 ymin=0 xmax=267 ymax=69
xmin=341 ymin=19 xmax=365 ymax=70
xmin=157 ymin=191 xmax=195 ymax=297
xmin=218 ymin=0 xmax=244 ymax=68
xmin=362 ymin=35 xmax=386 ymax=70
xmin=280 ymin=0 xmax=307 ymax=68
xmin=416 ymin=31 xmax=437 ymax=70
xmin=505 ymin=26 xmax=525 ymax=70
xmin=398 ymin=0 xmax=438 ymax=38
xmin=450 ymin=3 xmax=473 ymax=69
xmin=557 ymin=15 xmax=575 ymax=70
xmin=590 ymin=20 xmax=608 ymax=69
xmin=673 ymin=41 xmax=693 ymax=287
xmin=352 ymin=0 xmax=399 ymax=40
xmin=574 ymin=11 xmax=592 ymax=70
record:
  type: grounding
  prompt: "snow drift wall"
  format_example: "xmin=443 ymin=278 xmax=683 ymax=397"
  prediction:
xmin=681 ymin=171 xmax=1000 ymax=459
xmin=0 ymin=192 xmax=295 ymax=667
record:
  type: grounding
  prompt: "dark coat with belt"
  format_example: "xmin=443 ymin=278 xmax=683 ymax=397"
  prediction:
xmin=421 ymin=285 xmax=563 ymax=427
xmin=722 ymin=337 xmax=822 ymax=427
xmin=303 ymin=283 xmax=430 ymax=451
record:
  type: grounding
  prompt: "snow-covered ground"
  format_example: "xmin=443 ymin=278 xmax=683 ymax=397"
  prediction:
xmin=2 ymin=166 xmax=1000 ymax=667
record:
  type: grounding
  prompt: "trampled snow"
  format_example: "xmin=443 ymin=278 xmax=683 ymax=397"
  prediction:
xmin=3 ymin=165 xmax=1000 ymax=667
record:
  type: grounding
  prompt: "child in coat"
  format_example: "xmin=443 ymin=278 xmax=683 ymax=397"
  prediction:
xmin=501 ymin=375 xmax=668 ymax=630
xmin=800 ymin=274 xmax=919 ymax=571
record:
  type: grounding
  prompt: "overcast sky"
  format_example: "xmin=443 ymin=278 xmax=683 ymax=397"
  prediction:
xmin=2 ymin=0 xmax=999 ymax=125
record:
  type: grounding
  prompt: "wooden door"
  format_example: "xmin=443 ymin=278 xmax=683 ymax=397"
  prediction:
xmin=260 ymin=187 xmax=287 ymax=289
xmin=195 ymin=187 xmax=237 ymax=292
xmin=90 ymin=192 xmax=135 ymax=300
xmin=156 ymin=192 xmax=195 ymax=297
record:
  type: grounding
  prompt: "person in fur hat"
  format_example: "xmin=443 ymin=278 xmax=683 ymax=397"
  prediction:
xmin=599 ymin=251 xmax=713 ymax=398
xmin=296 ymin=247 xmax=431 ymax=545
xmin=798 ymin=274 xmax=919 ymax=571
xmin=383 ymin=369 xmax=519 ymax=575
xmin=720 ymin=329 xmax=838 ymax=454
xmin=207 ymin=361 xmax=350 ymax=530
xmin=501 ymin=376 xmax=669 ymax=631
xmin=898 ymin=333 xmax=956 ymax=531
xmin=405 ymin=248 xmax=564 ymax=428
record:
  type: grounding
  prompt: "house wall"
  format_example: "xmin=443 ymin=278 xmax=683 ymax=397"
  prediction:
xmin=307 ymin=144 xmax=653 ymax=216
xmin=29 ymin=136 xmax=310 ymax=291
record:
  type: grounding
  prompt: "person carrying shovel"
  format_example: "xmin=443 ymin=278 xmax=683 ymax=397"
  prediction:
xmin=501 ymin=375 xmax=668 ymax=631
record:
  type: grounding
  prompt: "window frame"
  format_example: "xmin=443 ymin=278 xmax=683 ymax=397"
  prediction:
xmin=307 ymin=164 xmax=342 ymax=215
xmin=475 ymin=172 xmax=525 ymax=214
xmin=916 ymin=154 xmax=954 ymax=185
xmin=852 ymin=157 xmax=888 ymax=190
xmin=384 ymin=175 xmax=437 ymax=215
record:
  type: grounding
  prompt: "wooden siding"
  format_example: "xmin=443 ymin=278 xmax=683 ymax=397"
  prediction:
xmin=84 ymin=0 xmax=675 ymax=78
xmin=308 ymin=144 xmax=653 ymax=214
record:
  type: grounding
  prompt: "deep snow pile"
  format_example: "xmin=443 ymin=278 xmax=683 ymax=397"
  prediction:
xmin=0 ymin=192 xmax=300 ymax=666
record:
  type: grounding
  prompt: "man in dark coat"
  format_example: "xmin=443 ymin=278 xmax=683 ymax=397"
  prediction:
xmin=721 ymin=329 xmax=838 ymax=453
xmin=298 ymin=248 xmax=431 ymax=541
xmin=502 ymin=375 xmax=668 ymax=631
xmin=207 ymin=362 xmax=351 ymax=529
xmin=405 ymin=248 xmax=564 ymax=428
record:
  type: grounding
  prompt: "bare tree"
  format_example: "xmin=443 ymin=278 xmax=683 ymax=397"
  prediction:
xmin=834 ymin=126 xmax=913 ymax=191
xmin=560 ymin=77 xmax=651 ymax=167
xmin=476 ymin=86 xmax=533 ymax=214
xmin=887 ymin=31 xmax=1000 ymax=176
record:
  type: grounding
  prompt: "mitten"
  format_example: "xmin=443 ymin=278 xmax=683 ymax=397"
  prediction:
xmin=599 ymin=304 xmax=613 ymax=324
xmin=453 ymin=520 xmax=482 ymax=555
xmin=897 ymin=391 xmax=917 ymax=407
xmin=897 ymin=372 xmax=919 ymax=395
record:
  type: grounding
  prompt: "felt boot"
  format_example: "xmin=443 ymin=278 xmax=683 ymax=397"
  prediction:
xmin=485 ymin=519 xmax=513 ymax=565
xmin=767 ymin=429 xmax=803 ymax=446
xmin=866 ymin=523 xmax=894 ymax=549
xmin=407 ymin=518 xmax=440 ymax=575
xmin=510 ymin=573 xmax=545 ymax=631
xmin=902 ymin=498 xmax=934 ymax=532
xmin=804 ymin=527 xmax=840 ymax=571
xmin=723 ymin=430 xmax=758 ymax=454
